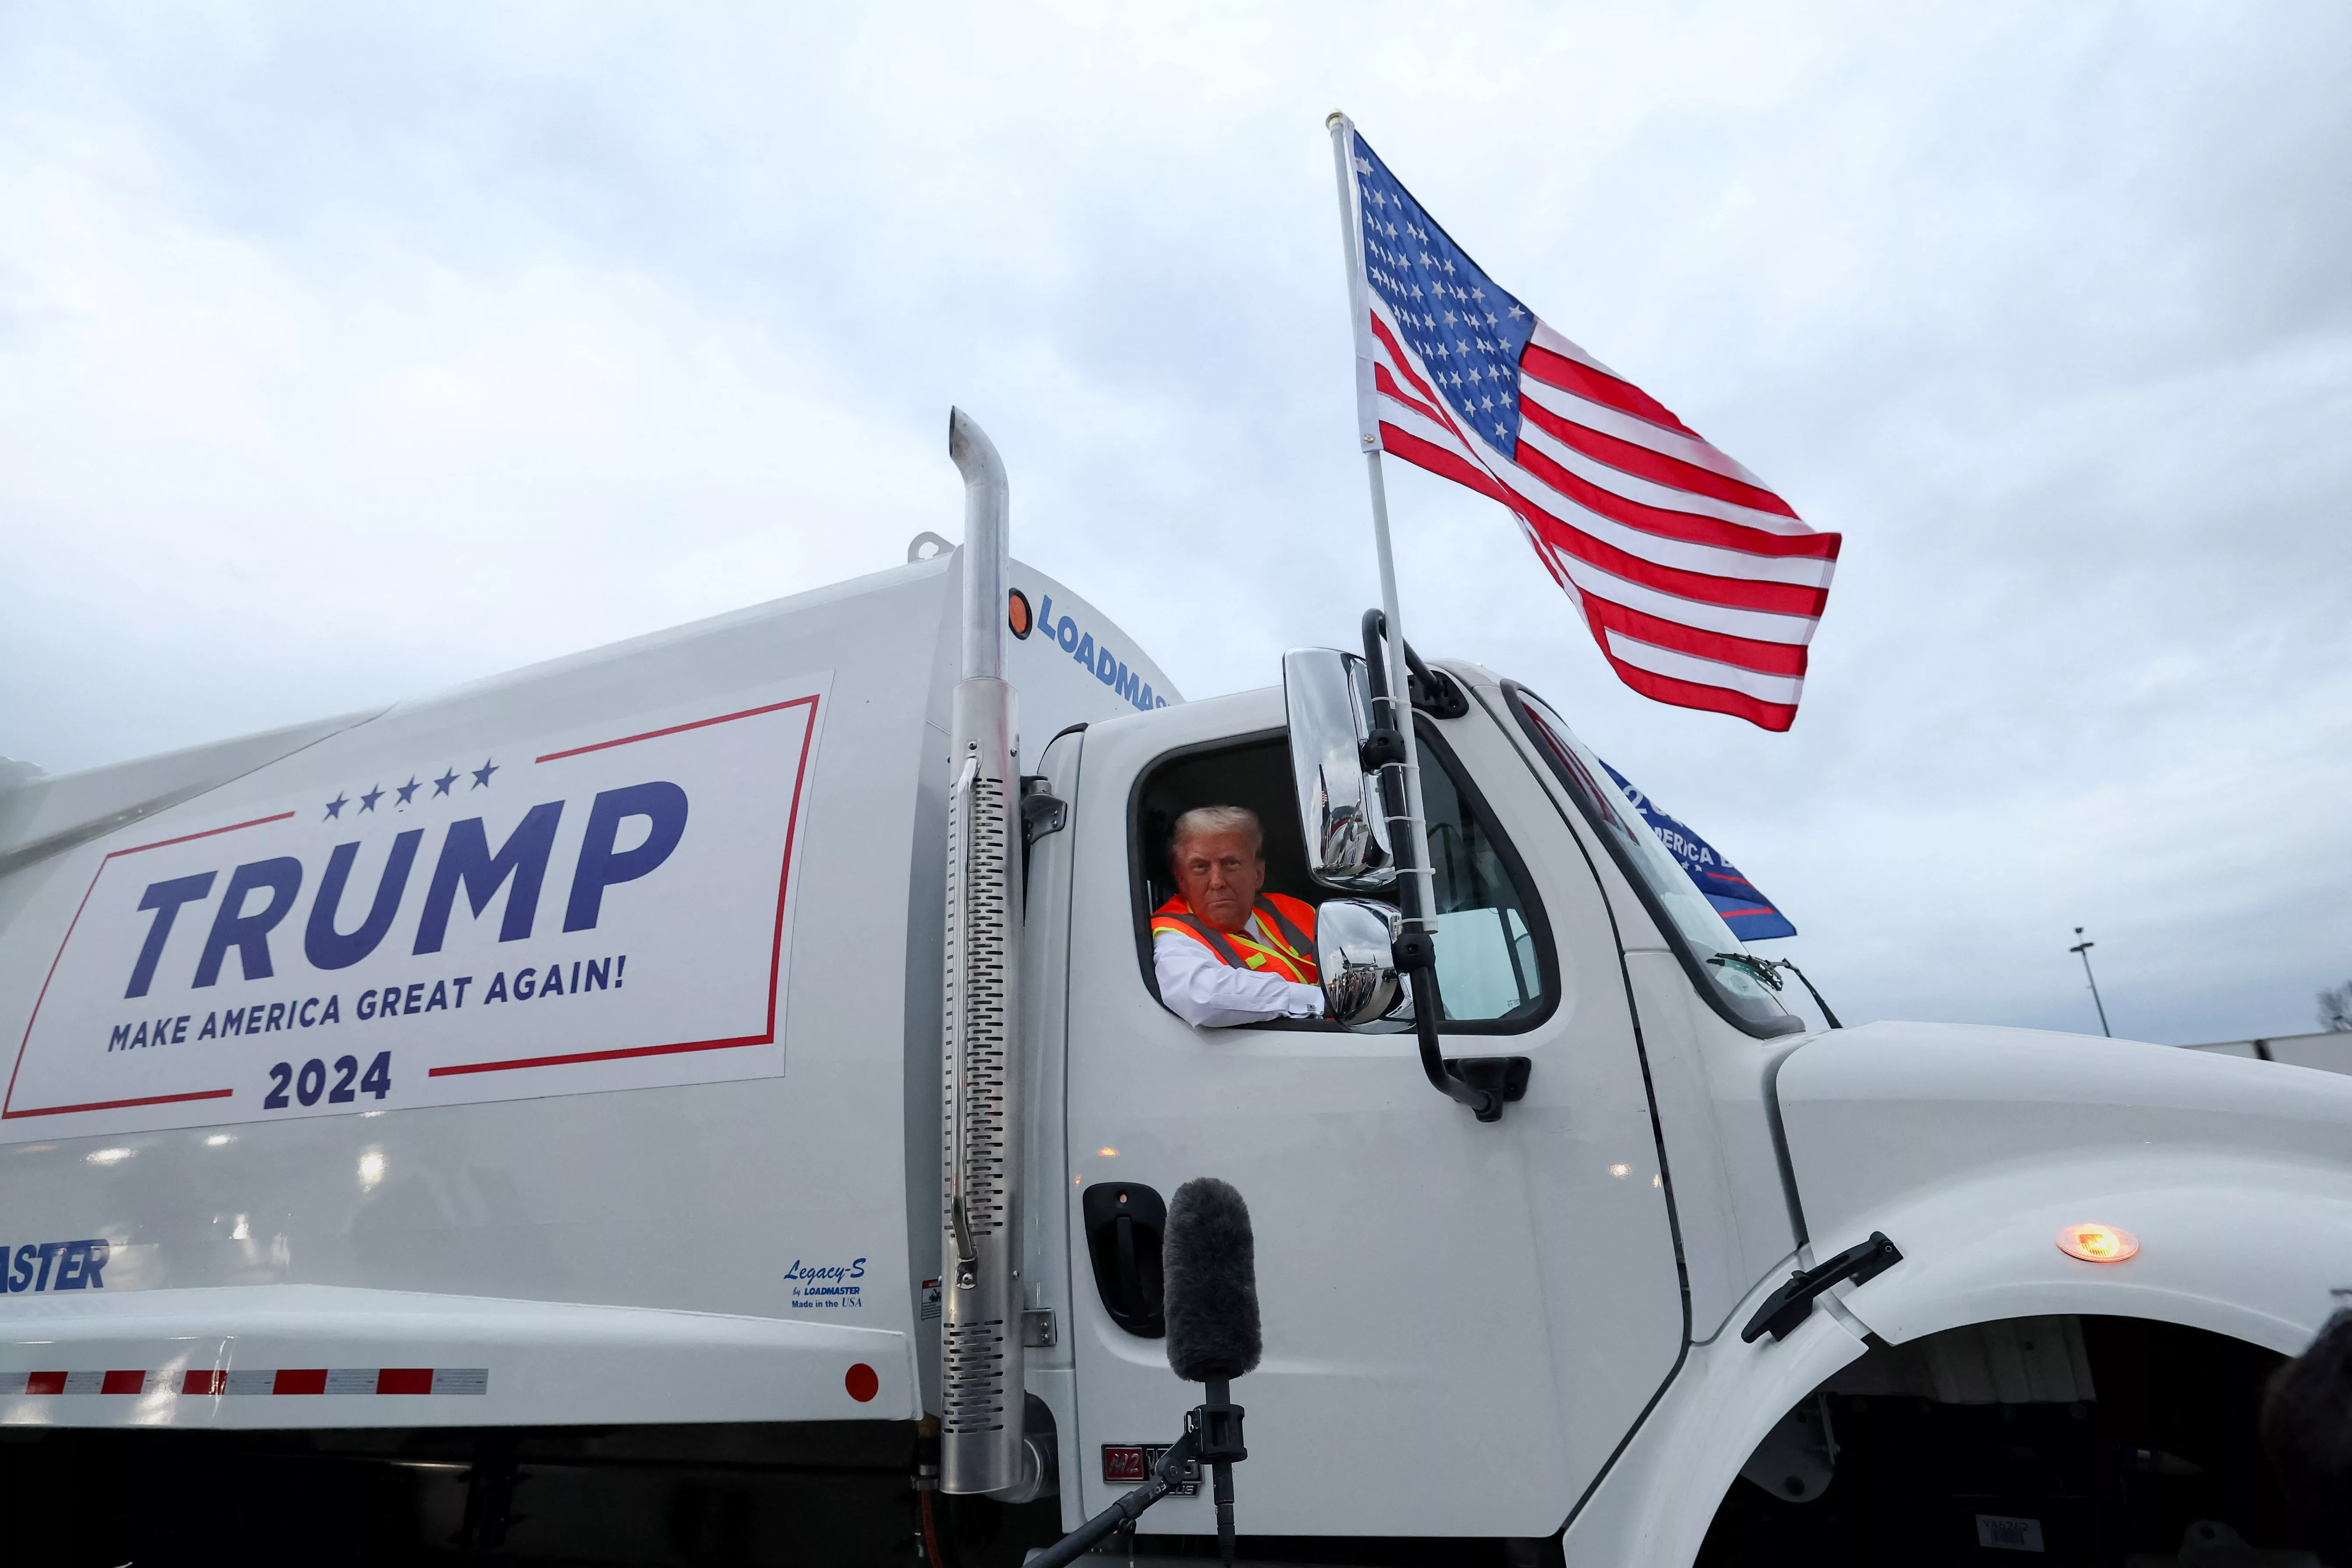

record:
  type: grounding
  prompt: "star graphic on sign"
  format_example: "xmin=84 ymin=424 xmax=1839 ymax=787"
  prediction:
xmin=471 ymin=758 xmax=498 ymax=789
xmin=359 ymin=784 xmax=384 ymax=813
xmin=433 ymin=768 xmax=459 ymax=796
xmin=324 ymin=794 xmax=347 ymax=821
xmin=395 ymin=776 xmax=421 ymax=806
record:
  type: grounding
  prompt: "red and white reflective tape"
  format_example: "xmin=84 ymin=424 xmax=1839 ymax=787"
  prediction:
xmin=0 ymin=1367 xmax=489 ymax=1396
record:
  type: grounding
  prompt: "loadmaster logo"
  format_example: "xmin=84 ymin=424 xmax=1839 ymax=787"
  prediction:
xmin=0 ymin=1240 xmax=111 ymax=1294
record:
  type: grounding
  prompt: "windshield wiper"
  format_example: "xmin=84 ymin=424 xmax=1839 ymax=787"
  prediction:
xmin=1711 ymin=953 xmax=1843 ymax=1030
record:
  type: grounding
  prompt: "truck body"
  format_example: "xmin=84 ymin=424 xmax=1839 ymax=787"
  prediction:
xmin=2 ymin=503 xmax=2346 ymax=1564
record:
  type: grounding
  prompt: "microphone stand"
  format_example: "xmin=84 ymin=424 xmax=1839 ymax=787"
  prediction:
xmin=1024 ymin=1431 xmax=1196 ymax=1568
xmin=1025 ymin=1387 xmax=1249 ymax=1568
xmin=1192 ymin=1377 xmax=1247 ymax=1565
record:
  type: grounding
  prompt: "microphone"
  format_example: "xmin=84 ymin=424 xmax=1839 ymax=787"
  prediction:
xmin=1026 ymin=1178 xmax=1262 ymax=1568
xmin=1163 ymin=1177 xmax=1262 ymax=1385
xmin=1163 ymin=1178 xmax=1258 ymax=1566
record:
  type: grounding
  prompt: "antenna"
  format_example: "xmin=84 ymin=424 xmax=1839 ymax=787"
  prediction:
xmin=2068 ymin=926 xmax=2111 ymax=1038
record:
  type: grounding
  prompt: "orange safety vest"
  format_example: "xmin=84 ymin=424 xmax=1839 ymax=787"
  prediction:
xmin=1151 ymin=893 xmax=1320 ymax=985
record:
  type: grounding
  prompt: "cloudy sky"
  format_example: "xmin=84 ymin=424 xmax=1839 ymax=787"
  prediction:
xmin=4 ymin=3 xmax=2347 ymax=1044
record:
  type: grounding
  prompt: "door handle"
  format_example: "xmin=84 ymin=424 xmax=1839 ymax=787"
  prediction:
xmin=1082 ymin=1181 xmax=1166 ymax=1338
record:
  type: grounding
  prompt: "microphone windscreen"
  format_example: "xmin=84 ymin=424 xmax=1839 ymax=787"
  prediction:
xmin=1162 ymin=1177 xmax=1261 ymax=1384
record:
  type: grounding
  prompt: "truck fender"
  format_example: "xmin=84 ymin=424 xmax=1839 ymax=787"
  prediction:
xmin=1563 ymin=1151 xmax=2351 ymax=1567
xmin=1557 ymin=1271 xmax=1867 ymax=1568
xmin=1822 ymin=1147 xmax=2352 ymax=1357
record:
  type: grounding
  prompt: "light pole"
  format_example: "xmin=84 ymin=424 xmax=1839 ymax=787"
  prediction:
xmin=2069 ymin=926 xmax=2111 ymax=1038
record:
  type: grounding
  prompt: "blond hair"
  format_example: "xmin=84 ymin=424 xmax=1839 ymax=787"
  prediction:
xmin=1169 ymin=805 xmax=1263 ymax=858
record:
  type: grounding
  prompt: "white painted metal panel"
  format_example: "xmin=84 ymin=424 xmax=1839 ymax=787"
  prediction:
xmin=0 ymin=1283 xmax=913 ymax=1427
xmin=1775 ymin=1023 xmax=2352 ymax=1353
xmin=1059 ymin=682 xmax=1682 ymax=1537
xmin=0 ymin=552 xmax=1165 ymax=1429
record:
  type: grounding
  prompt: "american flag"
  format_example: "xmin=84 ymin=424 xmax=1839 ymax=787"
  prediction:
xmin=1341 ymin=127 xmax=1841 ymax=732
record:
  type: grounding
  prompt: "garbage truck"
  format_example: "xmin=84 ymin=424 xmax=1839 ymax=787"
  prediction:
xmin=0 ymin=412 xmax=2345 ymax=1567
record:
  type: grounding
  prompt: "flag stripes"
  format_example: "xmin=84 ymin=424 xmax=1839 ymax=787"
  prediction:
xmin=1345 ymin=130 xmax=1841 ymax=731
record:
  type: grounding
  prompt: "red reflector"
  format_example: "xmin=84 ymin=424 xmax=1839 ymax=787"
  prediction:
xmin=1102 ymin=1445 xmax=1147 ymax=1484
xmin=100 ymin=1370 xmax=144 ymax=1395
xmin=844 ymin=1363 xmax=880 ymax=1403
xmin=182 ymin=1370 xmax=227 ymax=1396
xmin=377 ymin=1368 xmax=433 ymax=1395
xmin=274 ymin=1369 xmax=328 ymax=1396
xmin=25 ymin=1372 xmax=66 ymax=1396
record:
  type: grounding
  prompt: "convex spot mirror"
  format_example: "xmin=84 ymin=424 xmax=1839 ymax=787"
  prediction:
xmin=1282 ymin=648 xmax=1394 ymax=891
xmin=1316 ymin=898 xmax=1415 ymax=1033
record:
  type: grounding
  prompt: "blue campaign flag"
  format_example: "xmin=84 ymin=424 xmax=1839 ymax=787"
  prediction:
xmin=1599 ymin=761 xmax=1796 ymax=940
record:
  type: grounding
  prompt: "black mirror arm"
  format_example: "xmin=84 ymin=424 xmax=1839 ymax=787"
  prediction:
xmin=1363 ymin=609 xmax=1517 ymax=1123
xmin=1362 ymin=609 xmax=1470 ymax=720
xmin=1394 ymin=938 xmax=1498 ymax=1120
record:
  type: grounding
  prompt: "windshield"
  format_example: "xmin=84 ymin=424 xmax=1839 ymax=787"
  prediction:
xmin=1504 ymin=686 xmax=1797 ymax=1035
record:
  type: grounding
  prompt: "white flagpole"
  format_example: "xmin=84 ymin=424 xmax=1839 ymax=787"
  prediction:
xmin=1326 ymin=111 xmax=1438 ymax=939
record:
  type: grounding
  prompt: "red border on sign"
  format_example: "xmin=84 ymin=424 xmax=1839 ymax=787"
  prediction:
xmin=4 ymin=812 xmax=293 ymax=1120
xmin=425 ymin=692 xmax=821 ymax=1080
xmin=4 ymin=690 xmax=820 ymax=1120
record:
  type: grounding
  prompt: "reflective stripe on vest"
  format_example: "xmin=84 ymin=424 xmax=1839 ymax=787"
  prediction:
xmin=1151 ymin=894 xmax=1319 ymax=984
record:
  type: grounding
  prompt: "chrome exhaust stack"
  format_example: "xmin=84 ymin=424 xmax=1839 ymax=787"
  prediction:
xmin=940 ymin=409 xmax=1025 ymax=1496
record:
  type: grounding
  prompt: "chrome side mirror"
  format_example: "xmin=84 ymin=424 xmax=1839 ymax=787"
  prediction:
xmin=1316 ymin=898 xmax=1414 ymax=1033
xmin=1282 ymin=648 xmax=1394 ymax=891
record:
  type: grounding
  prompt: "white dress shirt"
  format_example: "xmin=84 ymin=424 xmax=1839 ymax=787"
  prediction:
xmin=1152 ymin=914 xmax=1325 ymax=1028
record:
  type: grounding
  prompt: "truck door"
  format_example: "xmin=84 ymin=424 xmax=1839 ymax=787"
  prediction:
xmin=1057 ymin=681 xmax=1685 ymax=1539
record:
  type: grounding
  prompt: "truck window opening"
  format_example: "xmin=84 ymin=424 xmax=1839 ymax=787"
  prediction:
xmin=1505 ymin=682 xmax=1799 ymax=1038
xmin=1129 ymin=728 xmax=1554 ymax=1030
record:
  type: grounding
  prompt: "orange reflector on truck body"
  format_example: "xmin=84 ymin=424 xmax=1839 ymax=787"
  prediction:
xmin=2056 ymin=1223 xmax=2138 ymax=1263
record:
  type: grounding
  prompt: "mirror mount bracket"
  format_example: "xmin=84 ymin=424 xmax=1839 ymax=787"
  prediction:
xmin=1357 ymin=727 xmax=1408 ymax=772
xmin=1444 ymin=1055 xmax=1531 ymax=1115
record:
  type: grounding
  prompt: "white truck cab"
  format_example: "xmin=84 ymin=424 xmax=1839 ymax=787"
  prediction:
xmin=0 ymin=423 xmax=2344 ymax=1566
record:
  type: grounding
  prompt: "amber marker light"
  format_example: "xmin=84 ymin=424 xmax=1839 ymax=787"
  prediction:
xmin=2056 ymin=1223 xmax=2139 ymax=1263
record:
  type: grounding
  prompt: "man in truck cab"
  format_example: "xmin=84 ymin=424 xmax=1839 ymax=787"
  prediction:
xmin=1151 ymin=805 xmax=1323 ymax=1027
